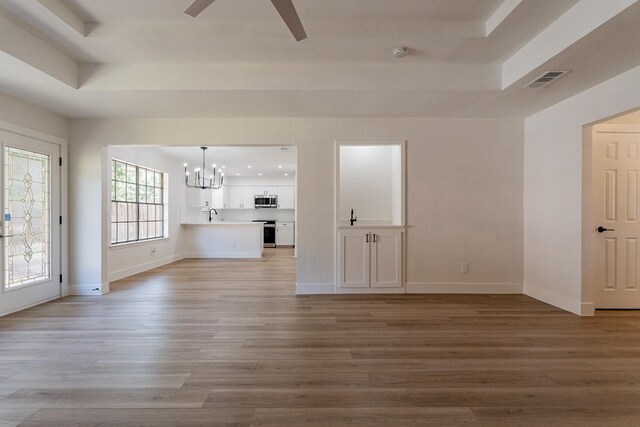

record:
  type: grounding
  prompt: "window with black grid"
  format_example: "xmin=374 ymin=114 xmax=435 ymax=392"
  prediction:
xmin=111 ymin=160 xmax=165 ymax=244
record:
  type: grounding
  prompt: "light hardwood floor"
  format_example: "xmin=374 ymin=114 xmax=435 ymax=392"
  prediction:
xmin=1 ymin=248 xmax=640 ymax=426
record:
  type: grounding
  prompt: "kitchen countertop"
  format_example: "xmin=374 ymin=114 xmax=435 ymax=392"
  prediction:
xmin=337 ymin=225 xmax=405 ymax=230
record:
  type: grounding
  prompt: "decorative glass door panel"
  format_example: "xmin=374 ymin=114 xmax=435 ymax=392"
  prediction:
xmin=4 ymin=147 xmax=51 ymax=288
xmin=0 ymin=130 xmax=60 ymax=317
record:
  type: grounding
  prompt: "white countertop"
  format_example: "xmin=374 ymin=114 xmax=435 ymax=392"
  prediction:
xmin=181 ymin=221 xmax=263 ymax=226
xmin=337 ymin=225 xmax=405 ymax=230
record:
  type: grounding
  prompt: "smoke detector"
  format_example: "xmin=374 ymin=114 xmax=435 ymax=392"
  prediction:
xmin=393 ymin=47 xmax=408 ymax=58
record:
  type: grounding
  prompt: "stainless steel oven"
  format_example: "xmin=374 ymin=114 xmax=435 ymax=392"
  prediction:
xmin=254 ymin=195 xmax=277 ymax=208
xmin=253 ymin=220 xmax=276 ymax=247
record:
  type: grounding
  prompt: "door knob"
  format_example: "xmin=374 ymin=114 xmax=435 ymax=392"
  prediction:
xmin=597 ymin=226 xmax=615 ymax=233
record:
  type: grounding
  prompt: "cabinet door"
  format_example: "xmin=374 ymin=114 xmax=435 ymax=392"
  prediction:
xmin=339 ymin=230 xmax=370 ymax=288
xmin=276 ymin=227 xmax=294 ymax=246
xmin=200 ymin=188 xmax=212 ymax=208
xmin=265 ymin=187 xmax=278 ymax=196
xmin=277 ymin=186 xmax=295 ymax=209
xmin=253 ymin=187 xmax=266 ymax=196
xmin=241 ymin=187 xmax=255 ymax=209
xmin=228 ymin=186 xmax=242 ymax=209
xmin=212 ymin=186 xmax=225 ymax=209
xmin=371 ymin=230 xmax=402 ymax=288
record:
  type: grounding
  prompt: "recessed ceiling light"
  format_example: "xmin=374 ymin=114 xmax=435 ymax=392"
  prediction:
xmin=284 ymin=173 xmax=288 ymax=176
xmin=278 ymin=165 xmax=283 ymax=168
xmin=247 ymin=165 xmax=252 ymax=168
xmin=221 ymin=165 xmax=226 ymax=168
xmin=236 ymin=173 xmax=240 ymax=176
xmin=258 ymin=173 xmax=263 ymax=176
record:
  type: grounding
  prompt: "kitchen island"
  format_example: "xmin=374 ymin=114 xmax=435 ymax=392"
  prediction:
xmin=181 ymin=222 xmax=264 ymax=258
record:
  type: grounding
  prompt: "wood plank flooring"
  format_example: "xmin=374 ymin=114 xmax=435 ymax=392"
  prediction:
xmin=1 ymin=248 xmax=640 ymax=425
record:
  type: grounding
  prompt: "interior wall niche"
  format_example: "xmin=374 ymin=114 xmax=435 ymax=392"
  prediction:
xmin=337 ymin=142 xmax=403 ymax=226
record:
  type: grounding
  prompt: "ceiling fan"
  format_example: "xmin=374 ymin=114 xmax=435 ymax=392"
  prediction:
xmin=184 ymin=0 xmax=307 ymax=42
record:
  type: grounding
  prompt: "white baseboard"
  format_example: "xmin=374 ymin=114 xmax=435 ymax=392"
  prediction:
xmin=108 ymin=254 xmax=184 ymax=283
xmin=523 ymin=284 xmax=581 ymax=315
xmin=406 ymin=282 xmax=523 ymax=294
xmin=183 ymin=251 xmax=262 ymax=259
xmin=68 ymin=282 xmax=109 ymax=296
xmin=581 ymin=302 xmax=595 ymax=316
xmin=295 ymin=283 xmax=336 ymax=294
xmin=0 ymin=295 xmax=61 ymax=317
xmin=336 ymin=287 xmax=406 ymax=294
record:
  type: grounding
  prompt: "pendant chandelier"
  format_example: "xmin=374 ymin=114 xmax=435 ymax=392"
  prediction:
xmin=184 ymin=147 xmax=224 ymax=190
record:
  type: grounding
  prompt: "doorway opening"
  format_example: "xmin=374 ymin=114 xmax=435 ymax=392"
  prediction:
xmin=104 ymin=145 xmax=297 ymax=291
xmin=586 ymin=108 xmax=640 ymax=309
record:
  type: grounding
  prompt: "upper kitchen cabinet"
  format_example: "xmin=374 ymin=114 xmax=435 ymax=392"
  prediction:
xmin=228 ymin=186 xmax=255 ymax=209
xmin=186 ymin=187 xmax=212 ymax=208
xmin=212 ymin=184 xmax=229 ymax=209
xmin=254 ymin=186 xmax=278 ymax=196
xmin=338 ymin=143 xmax=404 ymax=227
xmin=277 ymin=186 xmax=295 ymax=209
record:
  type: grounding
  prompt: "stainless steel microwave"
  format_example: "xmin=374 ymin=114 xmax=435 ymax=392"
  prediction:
xmin=254 ymin=195 xmax=277 ymax=208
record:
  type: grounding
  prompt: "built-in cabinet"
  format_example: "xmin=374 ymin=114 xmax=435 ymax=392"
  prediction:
xmin=228 ymin=186 xmax=255 ymax=209
xmin=212 ymin=184 xmax=229 ymax=209
xmin=276 ymin=221 xmax=295 ymax=246
xmin=277 ymin=186 xmax=295 ymax=209
xmin=338 ymin=228 xmax=402 ymax=288
xmin=192 ymin=185 xmax=295 ymax=210
xmin=254 ymin=186 xmax=278 ymax=196
xmin=186 ymin=187 xmax=213 ymax=208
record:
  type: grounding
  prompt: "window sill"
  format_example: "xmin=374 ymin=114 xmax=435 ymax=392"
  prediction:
xmin=109 ymin=237 xmax=170 ymax=250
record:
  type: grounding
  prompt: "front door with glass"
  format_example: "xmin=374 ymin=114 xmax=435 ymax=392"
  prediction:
xmin=0 ymin=131 xmax=61 ymax=316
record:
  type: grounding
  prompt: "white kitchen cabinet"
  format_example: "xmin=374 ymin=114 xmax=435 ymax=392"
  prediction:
xmin=254 ymin=186 xmax=278 ymax=196
xmin=338 ymin=228 xmax=402 ymax=288
xmin=212 ymin=184 xmax=228 ymax=209
xmin=277 ymin=186 xmax=295 ymax=209
xmin=241 ymin=187 xmax=255 ymax=209
xmin=339 ymin=229 xmax=370 ymax=288
xmin=228 ymin=186 xmax=242 ymax=209
xmin=229 ymin=186 xmax=255 ymax=209
xmin=370 ymin=229 xmax=402 ymax=288
xmin=186 ymin=187 xmax=212 ymax=208
xmin=276 ymin=221 xmax=295 ymax=246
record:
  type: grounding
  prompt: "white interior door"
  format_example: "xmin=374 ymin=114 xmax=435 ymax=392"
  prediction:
xmin=594 ymin=130 xmax=640 ymax=308
xmin=0 ymin=131 xmax=61 ymax=316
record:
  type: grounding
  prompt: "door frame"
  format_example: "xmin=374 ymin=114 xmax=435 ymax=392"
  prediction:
xmin=0 ymin=120 xmax=68 ymax=316
xmin=582 ymin=109 xmax=640 ymax=313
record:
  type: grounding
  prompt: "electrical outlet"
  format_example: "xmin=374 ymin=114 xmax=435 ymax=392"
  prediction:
xmin=151 ymin=247 xmax=157 ymax=256
xmin=461 ymin=262 xmax=469 ymax=273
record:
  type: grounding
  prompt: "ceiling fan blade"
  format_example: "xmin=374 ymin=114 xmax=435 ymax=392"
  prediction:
xmin=270 ymin=0 xmax=307 ymax=42
xmin=184 ymin=0 xmax=216 ymax=17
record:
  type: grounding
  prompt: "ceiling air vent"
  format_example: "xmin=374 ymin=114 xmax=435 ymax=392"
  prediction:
xmin=280 ymin=147 xmax=292 ymax=152
xmin=525 ymin=70 xmax=570 ymax=88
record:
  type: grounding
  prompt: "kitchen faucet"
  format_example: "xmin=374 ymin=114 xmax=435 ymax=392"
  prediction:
xmin=350 ymin=209 xmax=357 ymax=226
xmin=208 ymin=208 xmax=218 ymax=222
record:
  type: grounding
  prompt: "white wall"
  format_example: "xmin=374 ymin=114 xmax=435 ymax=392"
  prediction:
xmin=524 ymin=65 xmax=640 ymax=315
xmin=106 ymin=146 xmax=185 ymax=283
xmin=0 ymin=91 xmax=68 ymax=139
xmin=339 ymin=145 xmax=395 ymax=223
xmin=69 ymin=117 xmax=523 ymax=294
